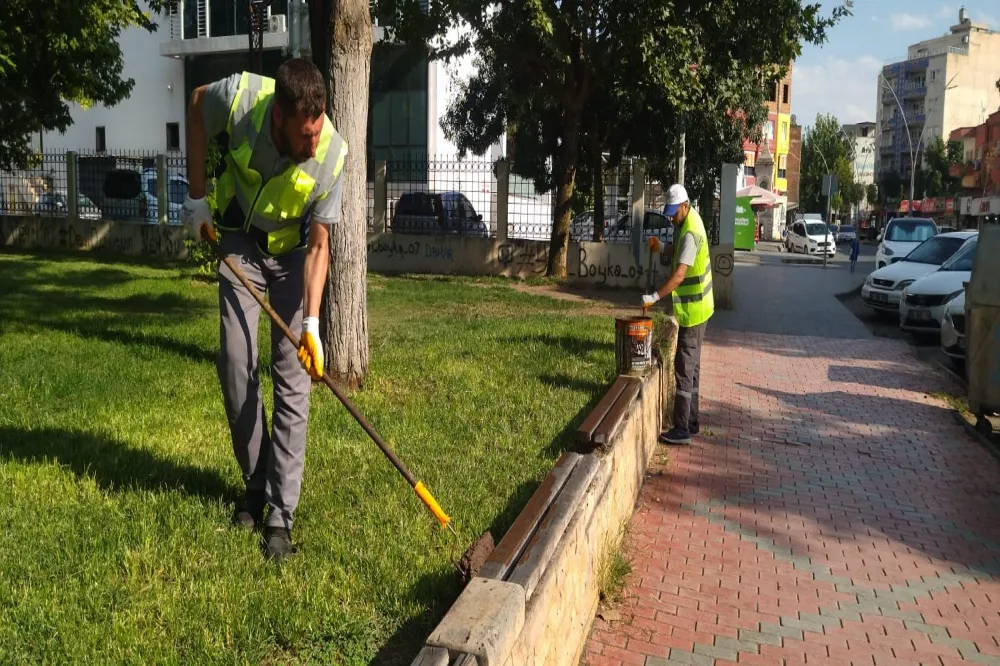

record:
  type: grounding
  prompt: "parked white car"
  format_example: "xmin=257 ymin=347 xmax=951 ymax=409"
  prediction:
xmin=861 ymin=231 xmax=977 ymax=315
xmin=837 ymin=225 xmax=858 ymax=245
xmin=940 ymin=291 xmax=966 ymax=371
xmin=786 ymin=219 xmax=835 ymax=257
xmin=899 ymin=236 xmax=977 ymax=336
xmin=875 ymin=217 xmax=937 ymax=269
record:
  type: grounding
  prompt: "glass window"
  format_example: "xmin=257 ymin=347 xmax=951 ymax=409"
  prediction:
xmin=806 ymin=222 xmax=828 ymax=236
xmin=885 ymin=218 xmax=937 ymax=241
xmin=902 ymin=236 xmax=967 ymax=264
xmin=940 ymin=239 xmax=977 ymax=271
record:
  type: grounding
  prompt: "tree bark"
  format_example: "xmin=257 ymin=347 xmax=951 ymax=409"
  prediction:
xmin=547 ymin=109 xmax=582 ymax=277
xmin=320 ymin=0 xmax=372 ymax=389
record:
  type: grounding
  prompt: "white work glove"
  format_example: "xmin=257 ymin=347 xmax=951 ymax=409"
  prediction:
xmin=642 ymin=293 xmax=660 ymax=309
xmin=181 ymin=196 xmax=213 ymax=242
xmin=297 ymin=316 xmax=325 ymax=380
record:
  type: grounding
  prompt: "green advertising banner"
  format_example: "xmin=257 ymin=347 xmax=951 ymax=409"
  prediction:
xmin=734 ymin=196 xmax=756 ymax=251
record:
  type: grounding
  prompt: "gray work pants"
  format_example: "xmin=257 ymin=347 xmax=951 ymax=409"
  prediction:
xmin=673 ymin=322 xmax=707 ymax=432
xmin=217 ymin=231 xmax=311 ymax=530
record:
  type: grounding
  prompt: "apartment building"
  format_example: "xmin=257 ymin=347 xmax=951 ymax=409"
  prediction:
xmin=742 ymin=64 xmax=795 ymax=196
xmin=874 ymin=8 xmax=1000 ymax=182
xmin=842 ymin=121 xmax=876 ymax=210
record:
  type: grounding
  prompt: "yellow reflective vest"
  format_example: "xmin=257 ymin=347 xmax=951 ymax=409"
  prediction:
xmin=212 ymin=72 xmax=348 ymax=257
xmin=671 ymin=207 xmax=715 ymax=327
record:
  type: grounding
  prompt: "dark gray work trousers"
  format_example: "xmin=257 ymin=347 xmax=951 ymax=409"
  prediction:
xmin=217 ymin=231 xmax=311 ymax=530
xmin=673 ymin=322 xmax=707 ymax=432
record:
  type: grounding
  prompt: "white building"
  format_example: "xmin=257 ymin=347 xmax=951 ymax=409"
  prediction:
xmin=875 ymin=8 xmax=1000 ymax=184
xmin=842 ymin=121 xmax=876 ymax=211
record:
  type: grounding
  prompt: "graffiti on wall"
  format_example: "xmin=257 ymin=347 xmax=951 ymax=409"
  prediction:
xmin=0 ymin=216 xmax=188 ymax=258
xmin=367 ymin=238 xmax=455 ymax=262
xmin=495 ymin=241 xmax=548 ymax=275
xmin=577 ymin=246 xmax=644 ymax=286
xmin=713 ymin=251 xmax=734 ymax=277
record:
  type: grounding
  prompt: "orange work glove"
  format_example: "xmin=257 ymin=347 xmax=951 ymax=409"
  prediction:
xmin=297 ymin=316 xmax=324 ymax=380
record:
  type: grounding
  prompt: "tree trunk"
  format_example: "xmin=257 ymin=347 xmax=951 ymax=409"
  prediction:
xmin=547 ymin=110 xmax=582 ymax=277
xmin=320 ymin=0 xmax=372 ymax=389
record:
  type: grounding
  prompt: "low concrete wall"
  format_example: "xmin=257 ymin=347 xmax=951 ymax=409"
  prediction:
xmin=0 ymin=215 xmax=190 ymax=259
xmin=0 ymin=215 xmax=734 ymax=303
xmin=412 ymin=323 xmax=678 ymax=666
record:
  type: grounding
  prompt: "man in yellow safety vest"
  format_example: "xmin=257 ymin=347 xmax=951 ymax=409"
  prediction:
xmin=180 ymin=58 xmax=348 ymax=561
xmin=642 ymin=184 xmax=715 ymax=445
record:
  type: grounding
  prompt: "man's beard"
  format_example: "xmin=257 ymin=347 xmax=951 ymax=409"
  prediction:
xmin=275 ymin=126 xmax=312 ymax=165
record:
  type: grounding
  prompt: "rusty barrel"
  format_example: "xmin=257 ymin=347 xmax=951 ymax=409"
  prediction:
xmin=615 ymin=316 xmax=654 ymax=376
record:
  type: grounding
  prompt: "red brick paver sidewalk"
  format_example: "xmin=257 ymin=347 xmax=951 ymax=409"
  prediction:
xmin=584 ymin=331 xmax=1000 ymax=666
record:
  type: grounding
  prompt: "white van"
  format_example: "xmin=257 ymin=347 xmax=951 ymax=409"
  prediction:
xmin=786 ymin=219 xmax=836 ymax=258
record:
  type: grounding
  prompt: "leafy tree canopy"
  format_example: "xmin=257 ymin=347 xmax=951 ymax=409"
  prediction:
xmin=0 ymin=0 xmax=166 ymax=170
xmin=387 ymin=0 xmax=848 ymax=275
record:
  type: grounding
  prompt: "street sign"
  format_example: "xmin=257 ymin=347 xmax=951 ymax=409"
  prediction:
xmin=821 ymin=174 xmax=839 ymax=197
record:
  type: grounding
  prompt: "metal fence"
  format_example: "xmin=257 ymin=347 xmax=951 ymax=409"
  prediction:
xmin=383 ymin=156 xmax=498 ymax=238
xmin=4 ymin=151 xmax=715 ymax=245
xmin=567 ymin=163 xmax=635 ymax=243
xmin=0 ymin=150 xmax=190 ymax=225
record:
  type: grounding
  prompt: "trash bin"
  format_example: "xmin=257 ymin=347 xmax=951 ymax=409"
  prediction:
xmin=966 ymin=224 xmax=1000 ymax=435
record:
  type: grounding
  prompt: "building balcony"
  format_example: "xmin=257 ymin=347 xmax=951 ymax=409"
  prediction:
xmin=159 ymin=0 xmax=290 ymax=57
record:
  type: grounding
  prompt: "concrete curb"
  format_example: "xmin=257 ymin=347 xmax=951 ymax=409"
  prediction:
xmin=411 ymin=323 xmax=678 ymax=666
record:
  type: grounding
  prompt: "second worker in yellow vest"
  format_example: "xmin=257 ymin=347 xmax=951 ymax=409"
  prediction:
xmin=180 ymin=58 xmax=347 ymax=561
xmin=642 ymin=184 xmax=714 ymax=445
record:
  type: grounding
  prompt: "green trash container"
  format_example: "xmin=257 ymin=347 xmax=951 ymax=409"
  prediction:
xmin=735 ymin=196 xmax=756 ymax=251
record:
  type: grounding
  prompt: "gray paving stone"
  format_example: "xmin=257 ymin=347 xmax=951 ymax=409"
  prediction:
xmin=737 ymin=629 xmax=783 ymax=646
xmin=714 ymin=636 xmax=761 ymax=654
xmin=693 ymin=643 xmax=739 ymax=661
xmin=759 ymin=622 xmax=804 ymax=641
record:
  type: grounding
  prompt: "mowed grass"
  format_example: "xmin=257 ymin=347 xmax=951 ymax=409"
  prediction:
xmin=0 ymin=250 xmax=616 ymax=665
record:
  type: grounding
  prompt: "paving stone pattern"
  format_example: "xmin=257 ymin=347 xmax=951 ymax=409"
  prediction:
xmin=583 ymin=330 xmax=1000 ymax=666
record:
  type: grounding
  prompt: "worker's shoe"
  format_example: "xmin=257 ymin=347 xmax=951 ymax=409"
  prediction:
xmin=263 ymin=526 xmax=296 ymax=562
xmin=659 ymin=427 xmax=692 ymax=445
xmin=232 ymin=492 xmax=265 ymax=531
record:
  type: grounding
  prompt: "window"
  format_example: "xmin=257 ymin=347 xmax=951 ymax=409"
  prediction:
xmin=763 ymin=120 xmax=774 ymax=140
xmin=166 ymin=122 xmax=180 ymax=151
xmin=768 ymin=84 xmax=776 ymax=102
xmin=96 ymin=126 xmax=106 ymax=153
xmin=777 ymin=155 xmax=787 ymax=179
xmin=930 ymin=70 xmax=937 ymax=81
xmin=861 ymin=126 xmax=870 ymax=138
xmin=782 ymin=84 xmax=789 ymax=105
xmin=781 ymin=122 xmax=788 ymax=143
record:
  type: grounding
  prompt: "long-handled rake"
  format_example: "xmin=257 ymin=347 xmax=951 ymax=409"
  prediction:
xmin=200 ymin=226 xmax=493 ymax=579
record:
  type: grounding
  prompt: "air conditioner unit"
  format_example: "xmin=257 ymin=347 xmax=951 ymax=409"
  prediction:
xmin=269 ymin=14 xmax=287 ymax=33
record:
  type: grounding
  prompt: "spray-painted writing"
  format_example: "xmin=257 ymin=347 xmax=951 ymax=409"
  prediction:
xmin=496 ymin=241 xmax=548 ymax=275
xmin=577 ymin=247 xmax=644 ymax=285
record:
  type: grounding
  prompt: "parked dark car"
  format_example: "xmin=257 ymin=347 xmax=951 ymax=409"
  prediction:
xmin=390 ymin=191 xmax=488 ymax=237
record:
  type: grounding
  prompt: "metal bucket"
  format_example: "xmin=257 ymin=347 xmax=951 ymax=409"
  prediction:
xmin=615 ymin=316 xmax=654 ymax=376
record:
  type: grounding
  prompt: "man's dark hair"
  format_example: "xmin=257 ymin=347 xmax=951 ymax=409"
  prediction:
xmin=274 ymin=58 xmax=326 ymax=119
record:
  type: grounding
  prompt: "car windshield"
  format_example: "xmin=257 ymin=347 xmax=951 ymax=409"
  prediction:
xmin=840 ymin=226 xmax=854 ymax=233
xmin=806 ymin=222 xmax=828 ymax=236
xmin=901 ymin=236 xmax=968 ymax=265
xmin=940 ymin=239 xmax=977 ymax=272
xmin=886 ymin=219 xmax=936 ymax=242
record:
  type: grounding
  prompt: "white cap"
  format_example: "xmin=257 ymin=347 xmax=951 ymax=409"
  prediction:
xmin=663 ymin=184 xmax=689 ymax=216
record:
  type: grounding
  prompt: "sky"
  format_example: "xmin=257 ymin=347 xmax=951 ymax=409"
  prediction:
xmin=791 ymin=0 xmax=998 ymax=129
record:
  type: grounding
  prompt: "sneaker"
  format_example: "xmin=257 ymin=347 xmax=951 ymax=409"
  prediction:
xmin=659 ymin=427 xmax=692 ymax=445
xmin=263 ymin=526 xmax=296 ymax=562
xmin=690 ymin=423 xmax=700 ymax=435
xmin=232 ymin=492 xmax=265 ymax=531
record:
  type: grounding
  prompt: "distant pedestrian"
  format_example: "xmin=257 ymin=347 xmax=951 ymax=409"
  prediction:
xmin=849 ymin=236 xmax=861 ymax=273
xmin=642 ymin=184 xmax=714 ymax=445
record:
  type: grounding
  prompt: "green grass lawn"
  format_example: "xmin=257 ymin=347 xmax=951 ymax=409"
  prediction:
xmin=0 ymin=250 xmax=616 ymax=665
